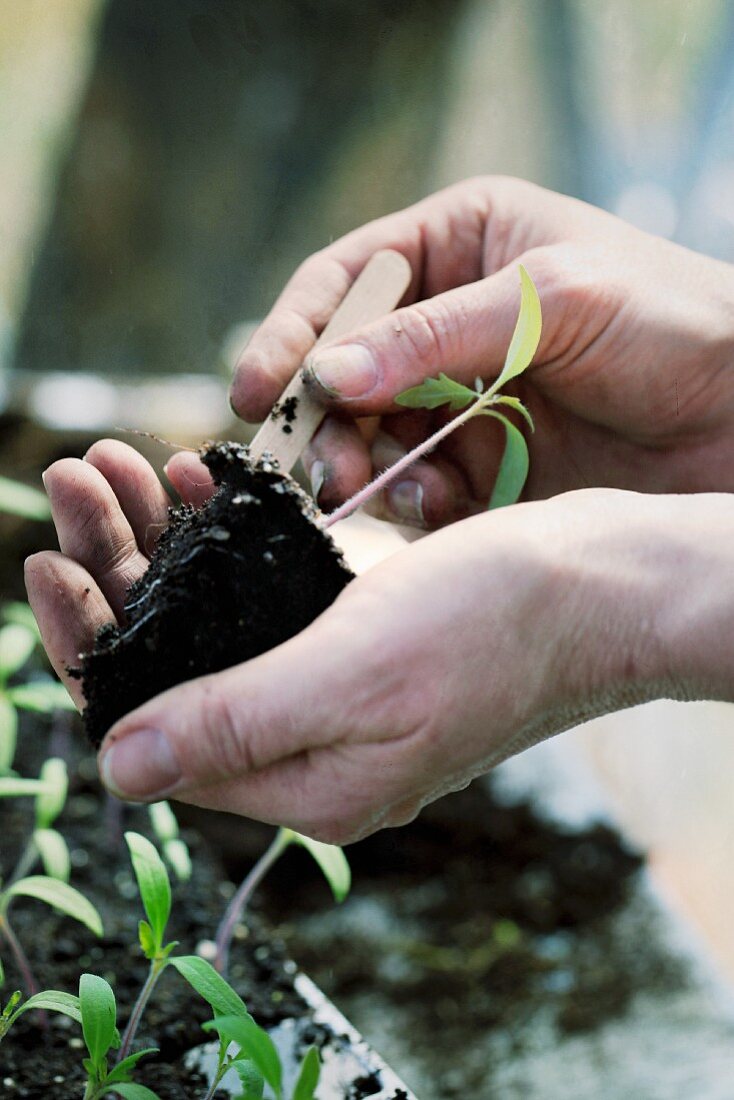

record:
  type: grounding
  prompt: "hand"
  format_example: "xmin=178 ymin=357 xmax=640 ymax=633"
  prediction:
xmin=231 ymin=176 xmax=734 ymax=528
xmin=25 ymin=441 xmax=734 ymax=842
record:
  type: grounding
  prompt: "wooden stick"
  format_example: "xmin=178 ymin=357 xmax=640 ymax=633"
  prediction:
xmin=249 ymin=249 xmax=412 ymax=471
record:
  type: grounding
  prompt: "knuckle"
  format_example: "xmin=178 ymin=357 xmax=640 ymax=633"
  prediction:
xmin=200 ymin=682 xmax=251 ymax=777
xmin=397 ymin=300 xmax=457 ymax=368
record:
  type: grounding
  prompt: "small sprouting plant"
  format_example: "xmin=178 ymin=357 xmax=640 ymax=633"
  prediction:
xmin=148 ymin=800 xmax=192 ymax=883
xmin=78 ymin=972 xmax=160 ymax=1100
xmin=325 ymin=264 xmax=542 ymax=526
xmin=0 ymin=603 xmax=75 ymax=777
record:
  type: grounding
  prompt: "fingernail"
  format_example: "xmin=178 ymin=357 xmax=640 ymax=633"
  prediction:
xmin=101 ymin=729 xmax=181 ymax=800
xmin=307 ymin=345 xmax=378 ymax=399
xmin=388 ymin=480 xmax=424 ymax=526
xmin=309 ymin=459 xmax=326 ymax=502
xmin=41 ymin=470 xmax=49 ymax=490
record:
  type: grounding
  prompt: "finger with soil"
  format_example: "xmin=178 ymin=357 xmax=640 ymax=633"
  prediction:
xmin=84 ymin=439 xmax=173 ymax=555
xmin=42 ymin=458 xmax=150 ymax=618
xmin=24 ymin=551 xmax=113 ymax=709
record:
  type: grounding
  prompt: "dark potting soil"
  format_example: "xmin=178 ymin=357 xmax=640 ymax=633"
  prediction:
xmin=1 ymin=721 xmax=400 ymax=1099
xmin=79 ymin=442 xmax=353 ymax=746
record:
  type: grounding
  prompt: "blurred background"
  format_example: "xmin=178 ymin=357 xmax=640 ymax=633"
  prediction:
xmin=3 ymin=2 xmax=734 ymax=1094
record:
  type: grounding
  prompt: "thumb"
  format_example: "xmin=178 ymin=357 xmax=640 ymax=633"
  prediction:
xmin=97 ymin=627 xmax=340 ymax=803
xmin=303 ymin=254 xmax=548 ymax=417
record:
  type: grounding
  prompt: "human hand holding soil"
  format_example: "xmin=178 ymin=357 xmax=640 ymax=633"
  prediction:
xmin=24 ymin=442 xmax=734 ymax=842
xmin=231 ymin=176 xmax=734 ymax=528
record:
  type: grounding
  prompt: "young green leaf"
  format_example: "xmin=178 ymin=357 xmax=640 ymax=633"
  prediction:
xmin=492 ymin=394 xmax=535 ymax=432
xmin=287 ymin=831 xmax=351 ymax=903
xmin=148 ymin=801 xmax=178 ymax=843
xmin=395 ymin=373 xmax=477 ymax=411
xmin=0 ymin=476 xmax=51 ymax=521
xmin=493 ymin=264 xmax=542 ymax=390
xmin=233 ymin=1058 xmax=265 ymax=1099
xmin=1 ymin=603 xmax=41 ymax=639
xmin=202 ymin=1014 xmax=282 ymax=1096
xmin=0 ymin=696 xmax=17 ymax=773
xmin=33 ymin=828 xmax=71 ymax=883
xmin=487 ymin=415 xmax=530 ymax=510
xmin=80 ymin=973 xmax=117 ymax=1070
xmin=137 ymin=920 xmax=157 ymax=960
xmin=5 ymin=876 xmax=103 ymax=936
xmin=0 ymin=624 xmax=37 ymax=683
xmin=7 ymin=680 xmax=75 ymax=713
xmin=35 ymin=757 xmax=68 ymax=828
xmin=125 ymin=832 xmax=171 ymax=953
xmin=106 ymin=1082 xmax=162 ymax=1100
xmin=0 ymin=777 xmax=52 ymax=798
xmin=170 ymin=955 xmax=248 ymax=1018
xmin=292 ymin=1045 xmax=321 ymax=1100
xmin=8 ymin=989 xmax=81 ymax=1028
xmin=163 ymin=838 xmax=192 ymax=883
xmin=104 ymin=1047 xmax=159 ymax=1086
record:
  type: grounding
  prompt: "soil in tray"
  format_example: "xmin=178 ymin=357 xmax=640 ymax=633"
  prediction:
xmin=0 ymin=722 xmax=323 ymax=1098
xmin=79 ymin=442 xmax=353 ymax=746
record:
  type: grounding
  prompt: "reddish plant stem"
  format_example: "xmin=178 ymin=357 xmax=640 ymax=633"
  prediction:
xmin=1 ymin=915 xmax=39 ymax=997
xmin=117 ymin=959 xmax=166 ymax=1063
xmin=323 ymin=402 xmax=479 ymax=528
xmin=214 ymin=829 xmax=291 ymax=976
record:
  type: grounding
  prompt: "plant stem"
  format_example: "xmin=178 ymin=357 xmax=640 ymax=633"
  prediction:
xmin=214 ymin=829 xmax=291 ymax=976
xmin=117 ymin=958 xmax=166 ymax=1063
xmin=201 ymin=1043 xmax=229 ymax=1100
xmin=323 ymin=401 xmax=481 ymax=527
xmin=0 ymin=914 xmax=38 ymax=997
xmin=7 ymin=838 xmax=37 ymax=888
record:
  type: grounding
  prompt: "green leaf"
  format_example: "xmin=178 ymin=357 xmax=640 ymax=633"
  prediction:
xmin=202 ymin=1015 xmax=281 ymax=1096
xmin=9 ymin=989 xmax=81 ymax=1028
xmin=35 ymin=757 xmax=68 ymax=828
xmin=0 ymin=778 xmax=52 ymax=799
xmin=292 ymin=1046 xmax=321 ymax=1100
xmin=105 ymin=1047 xmax=159 ymax=1086
xmin=107 ymin=1083 xmax=163 ymax=1100
xmin=163 ymin=839 xmax=192 ymax=883
xmin=33 ymin=829 xmax=71 ymax=883
xmin=233 ymin=1058 xmax=265 ymax=1099
xmin=125 ymin=832 xmax=171 ymax=953
xmin=0 ymin=476 xmax=51 ymax=521
xmin=492 ymin=394 xmax=535 ymax=432
xmin=148 ymin=802 xmax=179 ymax=843
xmin=79 ymin=973 xmax=117 ymax=1069
xmin=487 ymin=415 xmax=530 ymax=510
xmin=493 ymin=264 xmax=542 ymax=390
xmin=170 ymin=956 xmax=248 ymax=1018
xmin=5 ymin=876 xmax=103 ymax=936
xmin=0 ymin=695 xmax=17 ymax=773
xmin=288 ymin=831 xmax=351 ymax=903
xmin=138 ymin=920 xmax=156 ymax=959
xmin=1 ymin=603 xmax=41 ymax=639
xmin=7 ymin=680 xmax=75 ymax=713
xmin=0 ymin=624 xmax=37 ymax=681
xmin=395 ymin=372 xmax=477 ymax=411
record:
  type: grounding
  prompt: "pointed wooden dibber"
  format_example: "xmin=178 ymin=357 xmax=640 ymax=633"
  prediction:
xmin=249 ymin=249 xmax=412 ymax=472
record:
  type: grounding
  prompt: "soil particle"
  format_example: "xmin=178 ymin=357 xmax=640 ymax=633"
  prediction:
xmin=78 ymin=442 xmax=353 ymax=746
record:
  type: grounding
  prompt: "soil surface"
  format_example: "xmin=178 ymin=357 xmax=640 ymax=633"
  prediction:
xmin=79 ymin=442 xmax=353 ymax=746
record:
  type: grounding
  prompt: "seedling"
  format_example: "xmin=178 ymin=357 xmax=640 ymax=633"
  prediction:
xmin=0 ymin=986 xmax=82 ymax=1043
xmin=325 ymin=264 xmax=542 ymax=526
xmin=148 ymin=800 xmax=192 ymax=883
xmin=79 ymin=972 xmax=160 ymax=1100
xmin=214 ymin=827 xmax=351 ymax=975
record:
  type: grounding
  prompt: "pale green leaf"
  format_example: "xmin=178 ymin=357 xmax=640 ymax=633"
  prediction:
xmin=487 ymin=415 xmax=530 ymax=510
xmin=395 ymin=372 xmax=477 ymax=411
xmin=0 ymin=778 xmax=51 ymax=799
xmin=6 ymin=876 xmax=103 ymax=936
xmin=138 ymin=920 xmax=156 ymax=959
xmin=233 ymin=1058 xmax=265 ymax=1099
xmin=0 ymin=476 xmax=51 ymax=521
xmin=10 ymin=989 xmax=81 ymax=1028
xmin=163 ymin=838 xmax=192 ymax=883
xmin=7 ymin=680 xmax=76 ymax=713
xmin=1 ymin=603 xmax=41 ymax=639
xmin=36 ymin=757 xmax=68 ymax=828
xmin=292 ymin=1045 xmax=321 ymax=1100
xmin=79 ymin=973 xmax=116 ymax=1068
xmin=170 ymin=955 xmax=247 ymax=1018
xmin=289 ymin=831 xmax=351 ymax=903
xmin=493 ymin=265 xmax=542 ymax=390
xmin=0 ymin=624 xmax=37 ymax=681
xmin=148 ymin=801 xmax=178 ymax=843
xmin=0 ymin=695 xmax=17 ymax=772
xmin=105 ymin=1047 xmax=159 ymax=1086
xmin=125 ymin=832 xmax=171 ymax=952
xmin=33 ymin=829 xmax=70 ymax=883
xmin=202 ymin=1015 xmax=281 ymax=1095
xmin=492 ymin=394 xmax=535 ymax=432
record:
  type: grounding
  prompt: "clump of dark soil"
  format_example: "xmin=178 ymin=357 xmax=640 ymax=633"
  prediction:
xmin=79 ymin=442 xmax=353 ymax=746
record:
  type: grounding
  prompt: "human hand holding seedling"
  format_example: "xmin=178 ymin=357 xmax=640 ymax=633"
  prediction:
xmin=231 ymin=175 xmax=734 ymax=526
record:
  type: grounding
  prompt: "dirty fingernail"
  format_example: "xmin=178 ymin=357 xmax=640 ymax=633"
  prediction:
xmin=388 ymin=480 xmax=425 ymax=526
xmin=307 ymin=345 xmax=378 ymax=399
xmin=101 ymin=729 xmax=181 ymax=800
xmin=309 ymin=459 xmax=326 ymax=502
